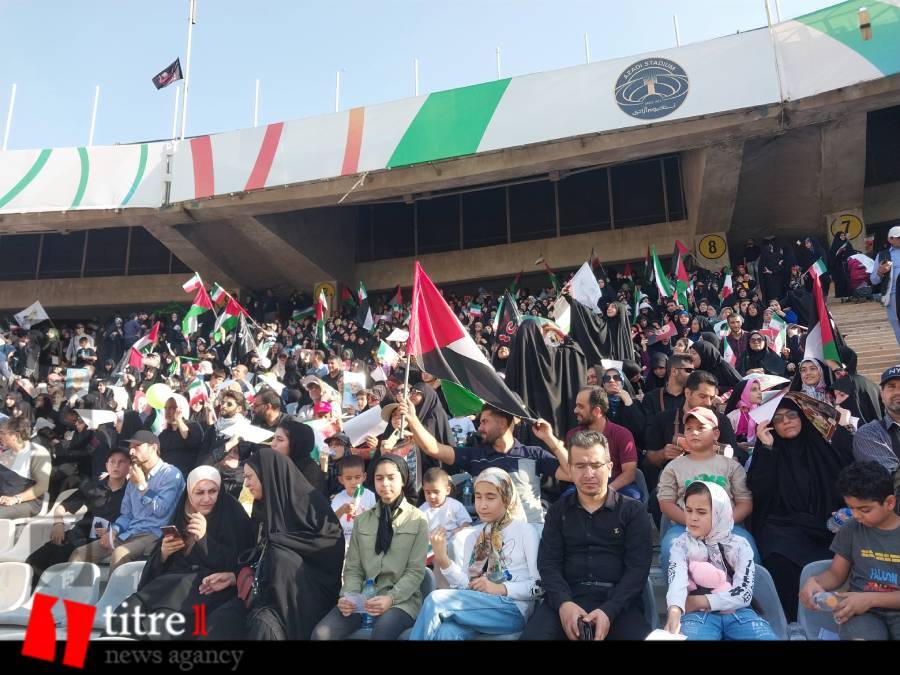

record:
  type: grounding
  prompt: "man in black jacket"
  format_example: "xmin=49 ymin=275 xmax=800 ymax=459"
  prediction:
xmin=520 ymin=430 xmax=651 ymax=641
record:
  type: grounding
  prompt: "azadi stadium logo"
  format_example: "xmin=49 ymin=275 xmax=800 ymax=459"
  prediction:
xmin=614 ymin=58 xmax=689 ymax=120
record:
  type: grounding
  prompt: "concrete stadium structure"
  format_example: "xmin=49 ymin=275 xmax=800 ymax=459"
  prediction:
xmin=0 ymin=0 xmax=899 ymax=313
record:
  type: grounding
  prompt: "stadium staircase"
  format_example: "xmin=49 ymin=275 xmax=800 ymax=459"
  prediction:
xmin=830 ymin=296 xmax=900 ymax=381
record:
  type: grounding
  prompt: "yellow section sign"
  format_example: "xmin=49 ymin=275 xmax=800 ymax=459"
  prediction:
xmin=829 ymin=213 xmax=863 ymax=241
xmin=314 ymin=282 xmax=336 ymax=315
xmin=697 ymin=234 xmax=727 ymax=261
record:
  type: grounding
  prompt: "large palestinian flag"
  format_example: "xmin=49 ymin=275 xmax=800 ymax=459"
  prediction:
xmin=804 ymin=271 xmax=840 ymax=364
xmin=408 ymin=262 xmax=532 ymax=420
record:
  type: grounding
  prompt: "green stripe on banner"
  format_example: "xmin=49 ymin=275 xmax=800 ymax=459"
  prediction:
xmin=387 ymin=78 xmax=511 ymax=168
xmin=0 ymin=148 xmax=52 ymax=209
xmin=120 ymin=143 xmax=149 ymax=206
xmin=795 ymin=0 xmax=900 ymax=75
xmin=70 ymin=147 xmax=90 ymax=208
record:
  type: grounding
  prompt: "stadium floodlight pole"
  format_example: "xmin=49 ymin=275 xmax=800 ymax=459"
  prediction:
xmin=414 ymin=58 xmax=419 ymax=96
xmin=673 ymin=14 xmax=681 ymax=47
xmin=764 ymin=0 xmax=786 ymax=107
xmin=2 ymin=83 xmax=16 ymax=151
xmin=88 ymin=85 xmax=100 ymax=147
xmin=496 ymin=47 xmax=501 ymax=79
xmin=584 ymin=33 xmax=591 ymax=63
xmin=253 ymin=79 xmax=260 ymax=127
xmin=179 ymin=0 xmax=197 ymax=141
xmin=171 ymin=85 xmax=181 ymax=140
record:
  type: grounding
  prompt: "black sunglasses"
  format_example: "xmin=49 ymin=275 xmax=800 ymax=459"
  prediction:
xmin=602 ymin=374 xmax=623 ymax=383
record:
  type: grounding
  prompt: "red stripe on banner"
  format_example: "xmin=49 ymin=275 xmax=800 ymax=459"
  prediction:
xmin=409 ymin=262 xmax=466 ymax=355
xmin=191 ymin=136 xmax=215 ymax=199
xmin=245 ymin=122 xmax=284 ymax=191
xmin=341 ymin=107 xmax=365 ymax=176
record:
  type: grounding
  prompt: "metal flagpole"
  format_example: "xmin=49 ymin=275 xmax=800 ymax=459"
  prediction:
xmin=171 ymin=85 xmax=181 ymax=140
xmin=495 ymin=47 xmax=501 ymax=79
xmin=584 ymin=33 xmax=591 ymax=63
xmin=88 ymin=85 xmax=100 ymax=147
xmin=253 ymin=79 xmax=260 ymax=127
xmin=673 ymin=14 xmax=681 ymax=47
xmin=179 ymin=0 xmax=197 ymax=141
xmin=399 ymin=352 xmax=412 ymax=438
xmin=2 ymin=83 xmax=16 ymax=151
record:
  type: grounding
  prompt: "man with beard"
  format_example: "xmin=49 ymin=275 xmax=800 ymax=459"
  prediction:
xmin=851 ymin=365 xmax=900 ymax=474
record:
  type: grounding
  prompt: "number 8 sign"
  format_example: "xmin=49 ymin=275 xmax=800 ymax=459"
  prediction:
xmin=697 ymin=234 xmax=727 ymax=261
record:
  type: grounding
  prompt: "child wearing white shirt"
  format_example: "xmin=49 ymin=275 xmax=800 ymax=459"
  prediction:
xmin=330 ymin=456 xmax=376 ymax=544
xmin=419 ymin=468 xmax=472 ymax=536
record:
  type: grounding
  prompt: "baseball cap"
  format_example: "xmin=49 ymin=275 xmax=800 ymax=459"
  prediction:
xmin=880 ymin=365 xmax=900 ymax=386
xmin=683 ymin=407 xmax=719 ymax=429
xmin=313 ymin=401 xmax=332 ymax=415
xmin=126 ymin=430 xmax=160 ymax=446
xmin=325 ymin=432 xmax=351 ymax=447
xmin=889 ymin=226 xmax=900 ymax=239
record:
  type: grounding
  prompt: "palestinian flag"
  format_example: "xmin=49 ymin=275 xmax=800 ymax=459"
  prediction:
xmin=182 ymin=287 xmax=213 ymax=337
xmin=650 ymin=246 xmax=674 ymax=299
xmin=182 ymin=272 xmax=203 ymax=294
xmin=131 ymin=321 xmax=160 ymax=353
xmin=804 ymin=272 xmax=840 ymax=364
xmin=674 ymin=248 xmax=690 ymax=308
xmin=376 ymin=340 xmax=400 ymax=368
xmin=493 ymin=290 xmax=522 ymax=345
xmin=809 ymin=258 xmax=828 ymax=279
xmin=357 ymin=282 xmax=374 ymax=332
xmin=509 ymin=270 xmax=522 ymax=295
xmin=671 ymin=239 xmax=690 ymax=277
xmin=623 ymin=262 xmax=633 ymax=279
xmin=210 ymin=283 xmax=228 ymax=305
xmin=388 ymin=285 xmax=403 ymax=309
xmin=315 ymin=290 xmax=329 ymax=347
xmin=292 ymin=306 xmax=314 ymax=321
xmin=408 ymin=262 xmax=531 ymax=420
xmin=441 ymin=380 xmax=484 ymax=418
xmin=128 ymin=348 xmax=145 ymax=370
xmin=722 ymin=273 xmax=733 ymax=301
xmin=631 ymin=292 xmax=644 ymax=325
xmin=534 ymin=254 xmax=561 ymax=293
xmin=212 ymin=297 xmax=243 ymax=343
xmin=341 ymin=285 xmax=357 ymax=308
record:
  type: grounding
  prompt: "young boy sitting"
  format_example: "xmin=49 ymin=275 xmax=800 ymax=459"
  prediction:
xmin=800 ymin=461 xmax=900 ymax=640
xmin=75 ymin=336 xmax=97 ymax=369
xmin=657 ymin=407 xmax=756 ymax=571
xmin=663 ymin=480 xmax=777 ymax=640
xmin=419 ymin=467 xmax=472 ymax=571
xmin=330 ymin=455 xmax=376 ymax=546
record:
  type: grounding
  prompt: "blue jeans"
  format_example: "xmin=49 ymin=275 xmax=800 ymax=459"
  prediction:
xmin=680 ymin=608 xmax=777 ymax=640
xmin=408 ymin=589 xmax=526 ymax=640
xmin=660 ymin=524 xmax=760 ymax=571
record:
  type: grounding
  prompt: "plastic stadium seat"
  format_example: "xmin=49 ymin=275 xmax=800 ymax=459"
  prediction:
xmin=0 ymin=562 xmax=101 ymax=628
xmin=642 ymin=576 xmax=659 ymax=630
xmin=347 ymin=568 xmax=435 ymax=640
xmin=0 ymin=520 xmax=14 ymax=553
xmin=633 ymin=468 xmax=650 ymax=508
xmin=0 ymin=562 xmax=33 ymax=612
xmin=92 ymin=561 xmax=146 ymax=630
xmin=752 ymin=564 xmax=788 ymax=639
xmin=7 ymin=493 xmax=52 ymax=529
xmin=0 ymin=519 xmax=54 ymax=563
xmin=798 ymin=560 xmax=840 ymax=640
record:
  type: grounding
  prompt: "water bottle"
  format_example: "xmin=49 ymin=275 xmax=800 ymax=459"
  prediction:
xmin=813 ymin=592 xmax=839 ymax=612
xmin=361 ymin=578 xmax=376 ymax=628
xmin=461 ymin=481 xmax=474 ymax=509
xmin=826 ymin=507 xmax=854 ymax=533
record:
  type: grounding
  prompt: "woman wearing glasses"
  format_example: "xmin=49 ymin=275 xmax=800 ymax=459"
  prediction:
xmin=600 ymin=368 xmax=647 ymax=449
xmin=748 ymin=399 xmax=854 ymax=622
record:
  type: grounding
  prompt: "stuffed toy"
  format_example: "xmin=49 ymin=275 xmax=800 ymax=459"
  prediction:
xmin=687 ymin=560 xmax=731 ymax=594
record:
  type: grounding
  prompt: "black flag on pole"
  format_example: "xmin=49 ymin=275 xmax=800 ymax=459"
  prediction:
xmin=152 ymin=58 xmax=183 ymax=90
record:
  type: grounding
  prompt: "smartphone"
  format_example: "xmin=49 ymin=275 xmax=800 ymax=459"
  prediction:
xmin=578 ymin=617 xmax=595 ymax=641
xmin=161 ymin=525 xmax=183 ymax=540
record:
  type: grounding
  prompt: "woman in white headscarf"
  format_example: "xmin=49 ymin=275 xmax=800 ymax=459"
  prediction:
xmin=105 ymin=466 xmax=255 ymax=640
xmin=409 ymin=467 xmax=541 ymax=640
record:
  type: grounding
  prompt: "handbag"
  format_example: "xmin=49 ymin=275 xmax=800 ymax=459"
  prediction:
xmin=236 ymin=536 xmax=268 ymax=609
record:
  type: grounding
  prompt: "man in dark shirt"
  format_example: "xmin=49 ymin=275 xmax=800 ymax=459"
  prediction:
xmin=27 ymin=447 xmax=129 ymax=577
xmin=398 ymin=400 xmax=571 ymax=524
xmin=251 ymin=388 xmax=285 ymax=432
xmin=520 ymin=429 xmax=652 ymax=640
xmin=158 ymin=396 xmax=204 ymax=478
xmin=641 ymin=353 xmax=693 ymax=422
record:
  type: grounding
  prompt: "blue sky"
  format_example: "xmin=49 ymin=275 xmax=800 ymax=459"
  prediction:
xmin=0 ymin=0 xmax=836 ymax=150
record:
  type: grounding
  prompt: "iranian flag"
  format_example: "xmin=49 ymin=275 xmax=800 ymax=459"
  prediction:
xmin=809 ymin=258 xmax=828 ymax=279
xmin=315 ymin=290 xmax=329 ymax=347
xmin=388 ymin=285 xmax=403 ymax=309
xmin=650 ymin=246 xmax=674 ymax=299
xmin=210 ymin=283 xmax=228 ymax=305
xmin=376 ymin=340 xmax=400 ymax=367
xmin=722 ymin=273 xmax=733 ymax=301
xmin=804 ymin=272 xmax=840 ymax=364
xmin=131 ymin=321 xmax=160 ymax=353
xmin=723 ymin=339 xmax=737 ymax=367
xmin=408 ymin=262 xmax=531 ymax=419
xmin=182 ymin=287 xmax=213 ymax=337
xmin=213 ymin=297 xmax=244 ymax=343
xmin=766 ymin=314 xmax=787 ymax=353
xmin=357 ymin=282 xmax=374 ymax=332
xmin=188 ymin=378 xmax=210 ymax=406
xmin=182 ymin=272 xmax=203 ymax=294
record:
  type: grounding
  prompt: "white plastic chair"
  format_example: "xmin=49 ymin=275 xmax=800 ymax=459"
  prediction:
xmin=798 ymin=560 xmax=840 ymax=640
xmin=0 ymin=519 xmax=54 ymax=563
xmin=92 ymin=561 xmax=145 ymax=630
xmin=753 ymin=564 xmax=788 ymax=640
xmin=0 ymin=562 xmax=102 ymax=627
xmin=0 ymin=562 xmax=33 ymax=612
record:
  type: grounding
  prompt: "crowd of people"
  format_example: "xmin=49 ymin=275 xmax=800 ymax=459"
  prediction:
xmin=0 ymin=231 xmax=898 ymax=642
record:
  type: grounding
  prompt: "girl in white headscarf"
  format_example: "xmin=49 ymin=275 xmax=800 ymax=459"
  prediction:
xmin=408 ymin=467 xmax=541 ymax=640
xmin=663 ymin=481 xmax=777 ymax=640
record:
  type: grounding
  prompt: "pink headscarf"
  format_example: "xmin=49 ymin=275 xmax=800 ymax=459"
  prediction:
xmin=735 ymin=380 xmax=760 ymax=443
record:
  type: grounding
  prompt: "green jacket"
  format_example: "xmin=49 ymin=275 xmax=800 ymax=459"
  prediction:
xmin=341 ymin=498 xmax=429 ymax=619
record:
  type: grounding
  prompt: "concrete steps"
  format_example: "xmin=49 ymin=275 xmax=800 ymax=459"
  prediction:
xmin=828 ymin=296 xmax=900 ymax=382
